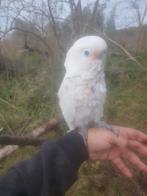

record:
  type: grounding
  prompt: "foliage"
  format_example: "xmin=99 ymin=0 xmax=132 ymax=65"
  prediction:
xmin=0 ymin=0 xmax=147 ymax=195
xmin=0 ymin=51 xmax=147 ymax=195
xmin=0 ymin=53 xmax=62 ymax=136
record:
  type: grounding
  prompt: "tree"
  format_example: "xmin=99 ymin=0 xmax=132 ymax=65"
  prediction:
xmin=105 ymin=4 xmax=117 ymax=36
xmin=131 ymin=0 xmax=147 ymax=27
xmin=13 ymin=19 xmax=40 ymax=50
xmin=130 ymin=0 xmax=147 ymax=52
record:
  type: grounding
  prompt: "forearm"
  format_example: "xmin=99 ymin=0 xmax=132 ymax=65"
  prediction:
xmin=0 ymin=131 xmax=88 ymax=196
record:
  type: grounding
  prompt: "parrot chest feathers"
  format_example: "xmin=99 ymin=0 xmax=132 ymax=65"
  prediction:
xmin=58 ymin=74 xmax=107 ymax=129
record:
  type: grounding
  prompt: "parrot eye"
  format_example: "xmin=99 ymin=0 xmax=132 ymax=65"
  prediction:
xmin=83 ymin=49 xmax=90 ymax=56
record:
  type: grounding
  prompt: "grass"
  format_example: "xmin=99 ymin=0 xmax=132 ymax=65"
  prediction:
xmin=0 ymin=51 xmax=147 ymax=195
xmin=105 ymin=53 xmax=147 ymax=131
xmin=0 ymin=61 xmax=61 ymax=135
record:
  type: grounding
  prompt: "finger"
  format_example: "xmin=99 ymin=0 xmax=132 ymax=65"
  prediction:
xmin=128 ymin=128 xmax=147 ymax=142
xmin=112 ymin=158 xmax=132 ymax=178
xmin=126 ymin=128 xmax=147 ymax=143
xmin=135 ymin=131 xmax=147 ymax=143
xmin=124 ymin=150 xmax=147 ymax=173
xmin=129 ymin=140 xmax=147 ymax=156
xmin=111 ymin=126 xmax=147 ymax=143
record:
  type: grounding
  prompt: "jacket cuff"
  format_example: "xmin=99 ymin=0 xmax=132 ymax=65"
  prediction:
xmin=58 ymin=131 xmax=88 ymax=169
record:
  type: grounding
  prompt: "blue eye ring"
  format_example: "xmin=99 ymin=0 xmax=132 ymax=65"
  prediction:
xmin=84 ymin=49 xmax=90 ymax=56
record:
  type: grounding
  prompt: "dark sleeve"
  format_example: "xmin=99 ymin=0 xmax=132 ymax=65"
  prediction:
xmin=0 ymin=131 xmax=88 ymax=196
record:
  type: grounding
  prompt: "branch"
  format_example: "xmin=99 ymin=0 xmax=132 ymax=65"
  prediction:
xmin=0 ymin=118 xmax=62 ymax=160
xmin=29 ymin=117 xmax=63 ymax=137
xmin=103 ymin=33 xmax=145 ymax=69
xmin=131 ymin=0 xmax=142 ymax=27
xmin=91 ymin=0 xmax=99 ymax=22
xmin=0 ymin=135 xmax=46 ymax=146
xmin=47 ymin=0 xmax=64 ymax=51
xmin=141 ymin=2 xmax=147 ymax=24
xmin=87 ymin=25 xmax=145 ymax=69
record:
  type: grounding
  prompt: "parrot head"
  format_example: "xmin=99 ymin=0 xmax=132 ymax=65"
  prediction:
xmin=64 ymin=36 xmax=108 ymax=77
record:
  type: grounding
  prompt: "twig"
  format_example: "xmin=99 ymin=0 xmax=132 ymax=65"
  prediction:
xmin=0 ymin=135 xmax=46 ymax=146
xmin=88 ymin=26 xmax=145 ymax=69
xmin=0 ymin=117 xmax=62 ymax=160
xmin=103 ymin=33 xmax=144 ymax=69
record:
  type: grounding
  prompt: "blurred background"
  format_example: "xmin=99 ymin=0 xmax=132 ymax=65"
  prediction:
xmin=0 ymin=0 xmax=147 ymax=195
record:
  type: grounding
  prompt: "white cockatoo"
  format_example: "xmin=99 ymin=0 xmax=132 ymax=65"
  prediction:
xmin=58 ymin=36 xmax=109 ymax=141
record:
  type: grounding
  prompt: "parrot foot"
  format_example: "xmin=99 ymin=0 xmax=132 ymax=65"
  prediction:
xmin=76 ymin=121 xmax=119 ymax=145
xmin=98 ymin=121 xmax=119 ymax=137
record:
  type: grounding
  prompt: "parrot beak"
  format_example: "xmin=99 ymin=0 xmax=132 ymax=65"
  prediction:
xmin=92 ymin=50 xmax=99 ymax=60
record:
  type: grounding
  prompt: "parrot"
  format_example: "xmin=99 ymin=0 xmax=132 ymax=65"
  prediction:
xmin=58 ymin=36 xmax=112 ymax=142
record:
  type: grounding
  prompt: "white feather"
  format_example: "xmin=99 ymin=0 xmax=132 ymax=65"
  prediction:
xmin=58 ymin=36 xmax=107 ymax=131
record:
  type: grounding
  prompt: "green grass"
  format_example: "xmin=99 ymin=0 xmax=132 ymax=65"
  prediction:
xmin=0 ymin=63 xmax=61 ymax=135
xmin=0 ymin=51 xmax=147 ymax=195
xmin=105 ymin=53 xmax=147 ymax=131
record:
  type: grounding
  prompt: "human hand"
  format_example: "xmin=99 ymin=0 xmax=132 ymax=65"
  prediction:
xmin=87 ymin=126 xmax=147 ymax=178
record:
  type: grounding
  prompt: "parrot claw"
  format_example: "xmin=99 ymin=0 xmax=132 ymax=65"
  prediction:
xmin=98 ymin=121 xmax=119 ymax=136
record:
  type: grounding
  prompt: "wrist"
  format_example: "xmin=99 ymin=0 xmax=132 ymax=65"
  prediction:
xmin=87 ymin=128 xmax=97 ymax=160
